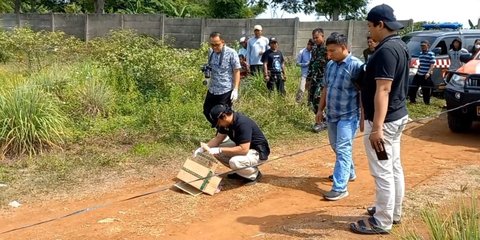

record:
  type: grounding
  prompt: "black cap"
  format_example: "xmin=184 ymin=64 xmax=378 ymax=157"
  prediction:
xmin=209 ymin=104 xmax=230 ymax=127
xmin=269 ymin=37 xmax=278 ymax=43
xmin=366 ymin=4 xmax=404 ymax=31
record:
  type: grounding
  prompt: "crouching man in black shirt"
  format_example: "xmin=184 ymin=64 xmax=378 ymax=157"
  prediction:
xmin=193 ymin=104 xmax=270 ymax=185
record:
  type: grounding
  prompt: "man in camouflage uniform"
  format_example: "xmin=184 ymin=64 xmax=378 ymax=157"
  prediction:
xmin=306 ymin=28 xmax=329 ymax=132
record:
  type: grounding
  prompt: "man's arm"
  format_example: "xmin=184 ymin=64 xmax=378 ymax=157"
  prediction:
xmin=207 ymin=133 xmax=227 ymax=147
xmin=263 ymin=61 xmax=269 ymax=80
xmin=281 ymin=54 xmax=286 ymax=80
xmin=219 ymin=142 xmax=250 ymax=156
xmin=315 ymin=86 xmax=327 ymax=123
xmin=233 ymin=69 xmax=240 ymax=89
xmin=370 ymin=78 xmax=391 ymax=151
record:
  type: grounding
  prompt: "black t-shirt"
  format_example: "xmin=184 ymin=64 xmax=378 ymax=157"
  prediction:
xmin=261 ymin=49 xmax=284 ymax=73
xmin=217 ymin=113 xmax=270 ymax=160
xmin=361 ymin=35 xmax=410 ymax=122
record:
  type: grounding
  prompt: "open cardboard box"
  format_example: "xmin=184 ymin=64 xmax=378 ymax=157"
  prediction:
xmin=175 ymin=149 xmax=222 ymax=196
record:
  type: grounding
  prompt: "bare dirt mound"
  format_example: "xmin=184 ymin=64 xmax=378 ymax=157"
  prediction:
xmin=1 ymin=115 xmax=479 ymax=240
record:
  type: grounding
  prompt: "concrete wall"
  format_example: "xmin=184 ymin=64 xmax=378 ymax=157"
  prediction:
xmin=0 ymin=13 xmax=422 ymax=59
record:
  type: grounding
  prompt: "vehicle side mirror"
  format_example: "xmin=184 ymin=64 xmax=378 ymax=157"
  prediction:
xmin=459 ymin=53 xmax=473 ymax=63
xmin=432 ymin=47 xmax=442 ymax=55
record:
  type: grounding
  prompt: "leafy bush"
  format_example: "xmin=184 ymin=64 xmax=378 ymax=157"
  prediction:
xmin=0 ymin=28 xmax=83 ymax=73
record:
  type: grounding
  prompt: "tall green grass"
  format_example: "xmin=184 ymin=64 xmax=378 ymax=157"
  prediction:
xmin=400 ymin=194 xmax=479 ymax=240
xmin=0 ymin=82 xmax=68 ymax=155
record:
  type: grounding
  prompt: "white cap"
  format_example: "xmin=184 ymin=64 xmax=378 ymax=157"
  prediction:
xmin=253 ymin=25 xmax=263 ymax=31
xmin=239 ymin=37 xmax=246 ymax=43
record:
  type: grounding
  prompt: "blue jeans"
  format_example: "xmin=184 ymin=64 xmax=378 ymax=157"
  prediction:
xmin=327 ymin=117 xmax=359 ymax=192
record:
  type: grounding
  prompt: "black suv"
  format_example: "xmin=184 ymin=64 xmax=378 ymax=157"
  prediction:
xmin=444 ymin=51 xmax=480 ymax=132
xmin=402 ymin=28 xmax=480 ymax=96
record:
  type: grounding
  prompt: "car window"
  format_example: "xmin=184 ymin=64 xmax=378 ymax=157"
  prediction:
xmin=464 ymin=36 xmax=480 ymax=53
xmin=434 ymin=37 xmax=456 ymax=55
xmin=403 ymin=36 xmax=437 ymax=57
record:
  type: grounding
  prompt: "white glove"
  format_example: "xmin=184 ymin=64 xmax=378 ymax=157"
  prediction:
xmin=230 ymin=88 xmax=238 ymax=101
xmin=208 ymin=147 xmax=221 ymax=155
xmin=193 ymin=147 xmax=204 ymax=157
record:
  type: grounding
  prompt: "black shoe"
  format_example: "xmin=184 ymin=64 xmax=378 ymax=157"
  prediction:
xmin=227 ymin=172 xmax=244 ymax=180
xmin=328 ymin=175 xmax=356 ymax=182
xmin=366 ymin=207 xmax=401 ymax=224
xmin=228 ymin=172 xmax=262 ymax=186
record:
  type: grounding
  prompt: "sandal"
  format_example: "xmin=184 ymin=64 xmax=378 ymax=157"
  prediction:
xmin=349 ymin=219 xmax=390 ymax=235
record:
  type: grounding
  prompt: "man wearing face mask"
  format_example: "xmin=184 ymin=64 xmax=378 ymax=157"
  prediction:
xmin=202 ymin=32 xmax=241 ymax=127
xmin=193 ymin=104 xmax=270 ymax=185
xmin=470 ymin=39 xmax=480 ymax=56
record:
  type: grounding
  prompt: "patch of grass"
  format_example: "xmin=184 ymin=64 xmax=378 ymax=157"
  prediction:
xmin=399 ymin=194 xmax=480 ymax=239
xmin=407 ymin=97 xmax=445 ymax=120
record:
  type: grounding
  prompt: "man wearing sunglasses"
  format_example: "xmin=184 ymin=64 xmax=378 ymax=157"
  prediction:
xmin=203 ymin=32 xmax=241 ymax=127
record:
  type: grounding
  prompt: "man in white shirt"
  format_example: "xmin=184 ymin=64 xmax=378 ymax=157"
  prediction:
xmin=246 ymin=25 xmax=269 ymax=75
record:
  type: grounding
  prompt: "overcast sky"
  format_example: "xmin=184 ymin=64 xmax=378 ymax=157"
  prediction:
xmin=257 ymin=0 xmax=480 ymax=28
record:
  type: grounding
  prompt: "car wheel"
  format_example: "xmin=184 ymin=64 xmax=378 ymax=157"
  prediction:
xmin=447 ymin=111 xmax=472 ymax=133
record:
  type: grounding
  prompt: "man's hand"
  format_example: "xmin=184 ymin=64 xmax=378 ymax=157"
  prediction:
xmin=283 ymin=74 xmax=287 ymax=81
xmin=208 ymin=147 xmax=221 ymax=155
xmin=369 ymin=128 xmax=384 ymax=152
xmin=230 ymin=88 xmax=238 ymax=101
xmin=193 ymin=147 xmax=204 ymax=157
xmin=264 ymin=75 xmax=270 ymax=82
xmin=315 ymin=110 xmax=324 ymax=125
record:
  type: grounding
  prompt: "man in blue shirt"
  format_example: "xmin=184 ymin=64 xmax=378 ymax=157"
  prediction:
xmin=316 ymin=33 xmax=364 ymax=201
xmin=408 ymin=40 xmax=435 ymax=104
xmin=296 ymin=39 xmax=314 ymax=103
xmin=203 ymin=32 xmax=241 ymax=127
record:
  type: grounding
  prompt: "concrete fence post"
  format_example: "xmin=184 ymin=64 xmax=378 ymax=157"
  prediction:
xmin=200 ymin=18 xmax=206 ymax=44
xmin=347 ymin=20 xmax=354 ymax=50
xmin=293 ymin=17 xmax=299 ymax=56
xmin=85 ymin=14 xmax=89 ymax=41
xmin=51 ymin=12 xmax=55 ymax=31
xmin=160 ymin=14 xmax=165 ymax=41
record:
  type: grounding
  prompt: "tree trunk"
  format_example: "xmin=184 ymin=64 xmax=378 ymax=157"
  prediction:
xmin=14 ymin=0 xmax=21 ymax=13
xmin=332 ymin=9 xmax=340 ymax=21
xmin=94 ymin=0 xmax=105 ymax=14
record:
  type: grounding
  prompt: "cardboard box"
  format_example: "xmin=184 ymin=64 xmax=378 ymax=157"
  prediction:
xmin=175 ymin=152 xmax=222 ymax=196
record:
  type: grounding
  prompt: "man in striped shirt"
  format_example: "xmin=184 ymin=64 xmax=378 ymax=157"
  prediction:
xmin=316 ymin=32 xmax=364 ymax=201
xmin=408 ymin=40 xmax=435 ymax=104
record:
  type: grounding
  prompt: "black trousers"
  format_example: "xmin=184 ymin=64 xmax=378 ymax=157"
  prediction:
xmin=408 ymin=74 xmax=434 ymax=104
xmin=249 ymin=65 xmax=263 ymax=76
xmin=266 ymin=73 xmax=286 ymax=95
xmin=203 ymin=90 xmax=232 ymax=127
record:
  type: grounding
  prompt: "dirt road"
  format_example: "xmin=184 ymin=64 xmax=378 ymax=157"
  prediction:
xmin=1 ymin=115 xmax=479 ymax=239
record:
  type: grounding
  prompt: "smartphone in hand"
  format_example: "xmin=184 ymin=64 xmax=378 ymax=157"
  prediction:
xmin=375 ymin=142 xmax=388 ymax=160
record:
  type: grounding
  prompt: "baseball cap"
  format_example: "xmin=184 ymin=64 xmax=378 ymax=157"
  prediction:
xmin=269 ymin=37 xmax=278 ymax=43
xmin=209 ymin=104 xmax=230 ymax=127
xmin=366 ymin=4 xmax=404 ymax=31
xmin=420 ymin=40 xmax=430 ymax=46
xmin=239 ymin=36 xmax=246 ymax=43
xmin=253 ymin=25 xmax=263 ymax=31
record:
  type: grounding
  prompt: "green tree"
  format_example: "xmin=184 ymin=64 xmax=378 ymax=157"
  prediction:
xmin=264 ymin=0 xmax=369 ymax=21
xmin=0 ymin=0 xmax=13 ymax=13
xmin=208 ymin=0 xmax=266 ymax=18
